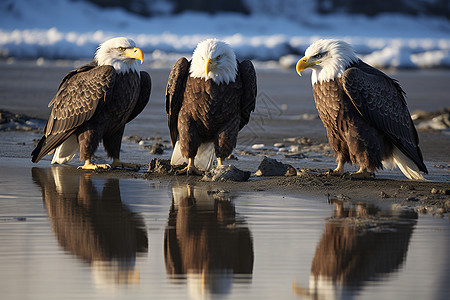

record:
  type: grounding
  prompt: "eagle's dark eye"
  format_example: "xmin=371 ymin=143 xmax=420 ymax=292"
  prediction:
xmin=118 ymin=47 xmax=126 ymax=52
xmin=216 ymin=54 xmax=222 ymax=60
xmin=313 ymin=53 xmax=323 ymax=59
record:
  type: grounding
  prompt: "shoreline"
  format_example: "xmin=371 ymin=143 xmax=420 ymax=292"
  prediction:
xmin=8 ymin=154 xmax=447 ymax=218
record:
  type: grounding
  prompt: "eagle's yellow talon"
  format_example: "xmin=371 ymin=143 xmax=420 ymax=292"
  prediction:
xmin=78 ymin=162 xmax=110 ymax=170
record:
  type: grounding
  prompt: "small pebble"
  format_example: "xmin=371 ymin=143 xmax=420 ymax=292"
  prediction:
xmin=380 ymin=191 xmax=390 ymax=198
xmin=434 ymin=208 xmax=445 ymax=215
xmin=431 ymin=188 xmax=450 ymax=195
xmin=252 ymin=144 xmax=266 ymax=150
xmin=150 ymin=144 xmax=164 ymax=154
xmin=406 ymin=196 xmax=420 ymax=202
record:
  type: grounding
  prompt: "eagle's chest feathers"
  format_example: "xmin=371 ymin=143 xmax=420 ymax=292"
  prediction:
xmin=183 ymin=77 xmax=241 ymax=128
xmin=312 ymin=78 xmax=357 ymax=135
xmin=107 ymin=71 xmax=140 ymax=129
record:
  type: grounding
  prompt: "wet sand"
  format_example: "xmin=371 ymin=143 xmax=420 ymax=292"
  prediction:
xmin=0 ymin=60 xmax=449 ymax=215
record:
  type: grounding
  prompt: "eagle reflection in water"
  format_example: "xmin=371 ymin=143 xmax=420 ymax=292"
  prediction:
xmin=32 ymin=166 xmax=148 ymax=287
xmin=293 ymin=199 xmax=417 ymax=299
xmin=164 ymin=183 xmax=254 ymax=299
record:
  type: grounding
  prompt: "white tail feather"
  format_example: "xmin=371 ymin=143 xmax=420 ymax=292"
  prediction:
xmin=51 ymin=134 xmax=79 ymax=164
xmin=170 ymin=141 xmax=216 ymax=171
xmin=383 ymin=146 xmax=424 ymax=180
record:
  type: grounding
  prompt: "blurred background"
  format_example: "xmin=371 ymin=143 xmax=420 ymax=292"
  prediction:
xmin=1 ymin=0 xmax=450 ymax=68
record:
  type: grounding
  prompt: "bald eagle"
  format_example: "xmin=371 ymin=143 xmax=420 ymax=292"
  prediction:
xmin=31 ymin=37 xmax=151 ymax=170
xmin=296 ymin=39 xmax=427 ymax=180
xmin=166 ymin=39 xmax=257 ymax=175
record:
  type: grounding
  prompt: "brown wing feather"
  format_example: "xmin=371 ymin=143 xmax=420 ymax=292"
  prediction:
xmin=238 ymin=60 xmax=257 ymax=130
xmin=45 ymin=64 xmax=115 ymax=136
xmin=126 ymin=71 xmax=151 ymax=123
xmin=342 ymin=61 xmax=427 ymax=173
xmin=165 ymin=57 xmax=190 ymax=146
xmin=32 ymin=63 xmax=115 ymax=163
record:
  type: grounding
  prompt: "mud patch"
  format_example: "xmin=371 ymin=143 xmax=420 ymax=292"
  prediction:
xmin=145 ymin=158 xmax=186 ymax=175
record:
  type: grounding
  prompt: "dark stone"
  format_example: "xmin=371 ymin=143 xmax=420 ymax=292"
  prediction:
xmin=202 ymin=165 xmax=250 ymax=182
xmin=149 ymin=144 xmax=164 ymax=154
xmin=255 ymin=156 xmax=296 ymax=177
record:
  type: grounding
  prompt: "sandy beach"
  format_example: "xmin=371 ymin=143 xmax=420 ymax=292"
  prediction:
xmin=0 ymin=60 xmax=449 ymax=215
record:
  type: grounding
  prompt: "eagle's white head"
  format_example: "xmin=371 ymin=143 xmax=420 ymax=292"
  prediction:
xmin=296 ymin=39 xmax=358 ymax=85
xmin=190 ymin=39 xmax=238 ymax=85
xmin=94 ymin=37 xmax=144 ymax=74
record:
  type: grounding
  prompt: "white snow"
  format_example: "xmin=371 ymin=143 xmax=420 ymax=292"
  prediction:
xmin=1 ymin=0 xmax=450 ymax=69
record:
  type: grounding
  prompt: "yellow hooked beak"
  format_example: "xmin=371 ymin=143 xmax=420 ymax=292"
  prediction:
xmin=122 ymin=47 xmax=144 ymax=64
xmin=296 ymin=56 xmax=318 ymax=76
xmin=206 ymin=58 xmax=218 ymax=75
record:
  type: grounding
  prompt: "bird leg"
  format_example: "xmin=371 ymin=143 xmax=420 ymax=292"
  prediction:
xmin=78 ymin=159 xmax=110 ymax=170
xmin=350 ymin=167 xmax=375 ymax=179
xmin=345 ymin=167 xmax=375 ymax=179
xmin=323 ymin=159 xmax=345 ymax=176
xmin=110 ymin=158 xmax=140 ymax=171
xmin=176 ymin=158 xmax=203 ymax=176
xmin=217 ymin=157 xmax=224 ymax=167
xmin=333 ymin=163 xmax=345 ymax=175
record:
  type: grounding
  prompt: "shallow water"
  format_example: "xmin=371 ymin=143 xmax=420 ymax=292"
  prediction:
xmin=0 ymin=158 xmax=449 ymax=300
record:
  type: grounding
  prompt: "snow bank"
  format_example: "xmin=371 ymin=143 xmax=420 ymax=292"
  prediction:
xmin=2 ymin=28 xmax=449 ymax=69
xmin=1 ymin=0 xmax=450 ymax=69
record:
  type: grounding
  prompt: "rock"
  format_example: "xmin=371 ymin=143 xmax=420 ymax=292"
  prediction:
xmin=335 ymin=194 xmax=351 ymax=201
xmin=283 ymin=153 xmax=306 ymax=159
xmin=432 ymin=164 xmax=448 ymax=169
xmin=123 ymin=135 xmax=143 ymax=143
xmin=149 ymin=143 xmax=164 ymax=154
xmin=296 ymin=137 xmax=312 ymax=145
xmin=202 ymin=165 xmax=250 ymax=182
xmin=440 ymin=189 xmax=449 ymax=195
xmin=298 ymin=113 xmax=318 ymax=121
xmin=417 ymin=114 xmax=450 ymax=131
xmin=415 ymin=108 xmax=450 ymax=132
xmin=288 ymin=145 xmax=301 ymax=153
xmin=254 ymin=156 xmax=296 ymax=177
xmin=252 ymin=144 xmax=267 ymax=150
xmin=406 ymin=196 xmax=420 ymax=202
xmin=380 ymin=191 xmax=390 ymax=198
xmin=282 ymin=136 xmax=312 ymax=145
xmin=400 ymin=185 xmax=415 ymax=191
xmin=445 ymin=200 xmax=450 ymax=210
xmin=0 ymin=109 xmax=45 ymax=132
xmin=431 ymin=188 xmax=450 ymax=195
xmin=411 ymin=109 xmax=430 ymax=121
xmin=434 ymin=208 xmax=445 ymax=215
